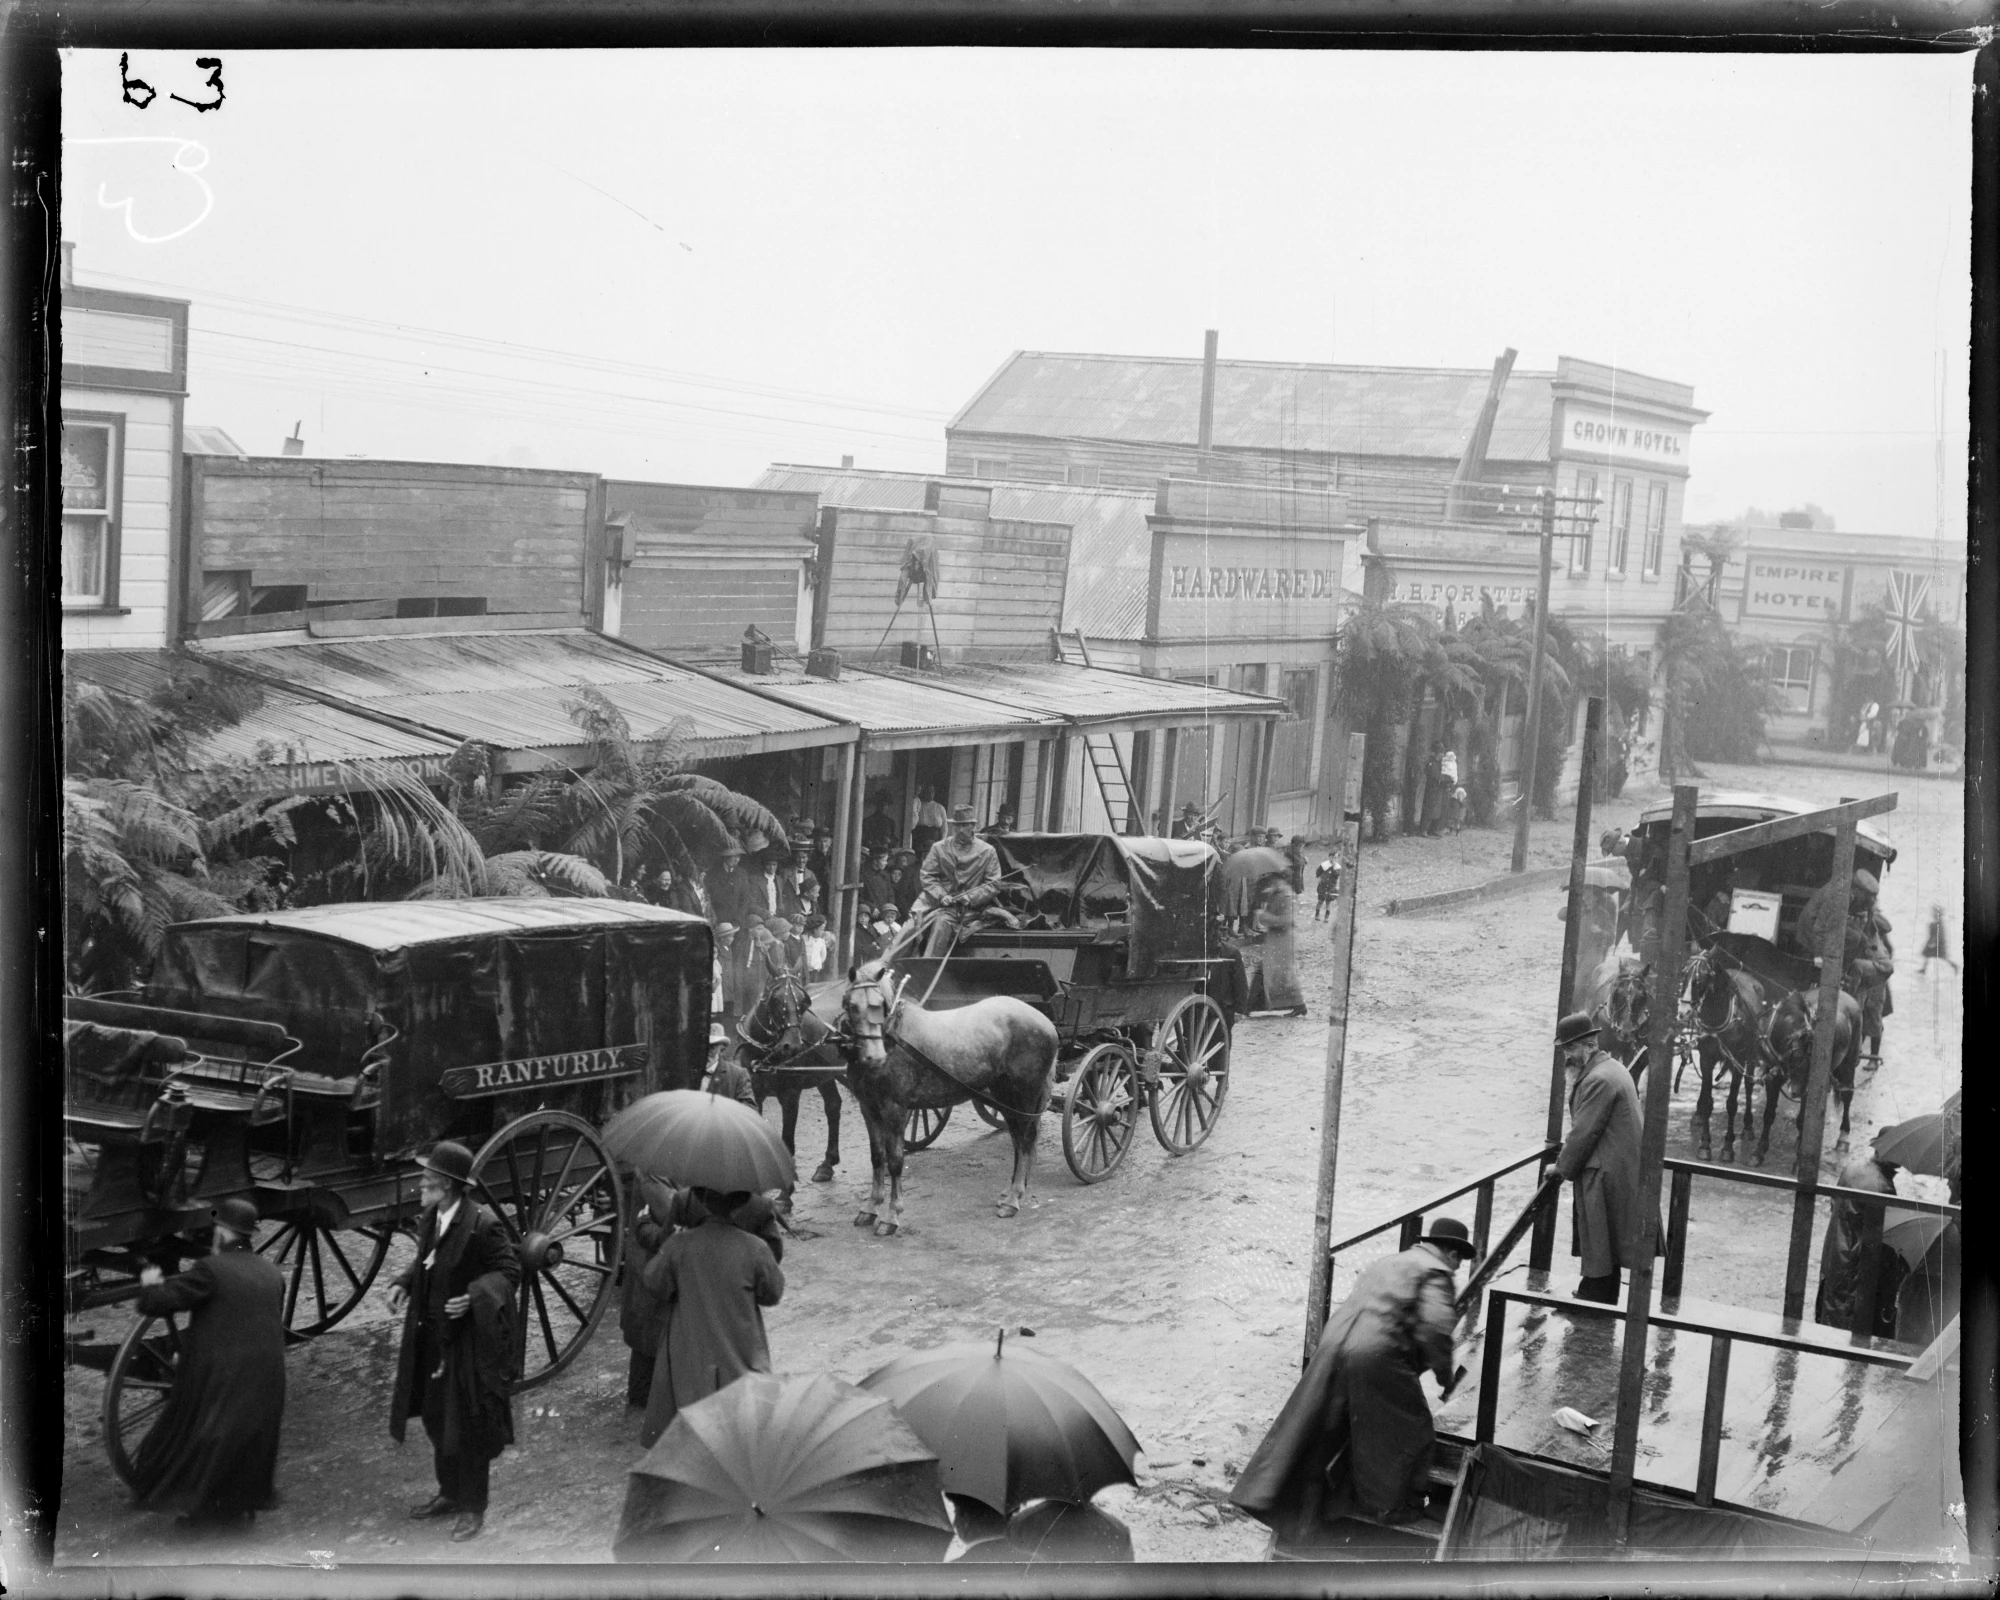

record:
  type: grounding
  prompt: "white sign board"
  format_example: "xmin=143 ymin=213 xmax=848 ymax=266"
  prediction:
xmin=1562 ymin=404 xmax=1692 ymax=469
xmin=1742 ymin=559 xmax=1848 ymax=621
xmin=1727 ymin=889 xmax=1783 ymax=943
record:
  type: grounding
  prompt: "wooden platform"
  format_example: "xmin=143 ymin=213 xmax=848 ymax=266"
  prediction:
xmin=1429 ymin=1266 xmax=1962 ymax=1558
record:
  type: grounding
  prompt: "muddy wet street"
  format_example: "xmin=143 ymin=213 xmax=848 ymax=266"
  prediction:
xmin=55 ymin=759 xmax=1961 ymax=1570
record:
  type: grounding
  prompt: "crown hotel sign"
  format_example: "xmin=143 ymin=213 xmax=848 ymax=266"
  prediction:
xmin=1563 ymin=404 xmax=1691 ymax=470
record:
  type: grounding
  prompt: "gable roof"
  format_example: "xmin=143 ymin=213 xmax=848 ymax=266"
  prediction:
xmin=948 ymin=351 xmax=1558 ymax=463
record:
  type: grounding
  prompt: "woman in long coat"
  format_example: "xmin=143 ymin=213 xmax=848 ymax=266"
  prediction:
xmin=638 ymin=1191 xmax=785 ymax=1449
xmin=1251 ymin=877 xmax=1307 ymax=1016
xmin=129 ymin=1198 xmax=286 ymax=1525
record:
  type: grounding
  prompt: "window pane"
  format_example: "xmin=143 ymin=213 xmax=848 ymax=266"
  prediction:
xmin=62 ymin=515 xmax=106 ymax=600
xmin=61 ymin=424 xmax=111 ymax=511
xmin=1643 ymin=483 xmax=1666 ymax=576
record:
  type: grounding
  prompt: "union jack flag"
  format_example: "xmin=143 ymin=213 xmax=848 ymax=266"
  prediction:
xmin=1884 ymin=569 xmax=1931 ymax=678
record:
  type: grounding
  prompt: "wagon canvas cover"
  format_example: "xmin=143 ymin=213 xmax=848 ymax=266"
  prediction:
xmin=149 ymin=900 xmax=711 ymax=1157
xmin=992 ymin=834 xmax=1220 ymax=980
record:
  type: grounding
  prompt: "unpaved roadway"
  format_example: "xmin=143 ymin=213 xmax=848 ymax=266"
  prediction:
xmin=54 ymin=758 xmax=1961 ymax=1570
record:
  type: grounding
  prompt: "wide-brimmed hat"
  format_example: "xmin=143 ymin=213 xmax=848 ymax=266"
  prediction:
xmin=720 ymin=838 xmax=745 ymax=859
xmin=708 ymin=1021 xmax=730 ymax=1047
xmin=1554 ymin=1012 xmax=1601 ymax=1047
xmin=949 ymin=805 xmax=978 ymax=825
xmin=767 ymin=917 xmax=793 ymax=938
xmin=212 ymin=1197 xmax=260 ymax=1238
xmin=716 ymin=920 xmax=739 ymax=938
xmin=1852 ymin=870 xmax=1880 ymax=895
xmin=419 ymin=1140 xmax=476 ymax=1185
xmin=1420 ymin=1216 xmax=1477 ymax=1258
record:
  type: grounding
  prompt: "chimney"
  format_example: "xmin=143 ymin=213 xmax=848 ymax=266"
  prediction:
xmin=841 ymin=455 xmax=854 ymax=469
xmin=1196 ymin=330 xmax=1220 ymax=461
xmin=282 ymin=421 xmax=305 ymax=457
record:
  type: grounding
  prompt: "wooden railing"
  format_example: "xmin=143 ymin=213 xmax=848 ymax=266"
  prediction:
xmin=1661 ymin=1156 xmax=1960 ymax=1340
xmin=1326 ymin=1143 xmax=1556 ymax=1277
xmin=1473 ymin=1284 xmax=1917 ymax=1508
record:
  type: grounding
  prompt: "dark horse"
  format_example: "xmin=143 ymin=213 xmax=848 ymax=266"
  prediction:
xmin=838 ymin=960 xmax=1059 ymax=1236
xmin=1680 ymin=942 xmax=1783 ymax=1165
xmin=736 ymin=970 xmax=845 ymax=1188
xmin=1595 ymin=958 xmax=1653 ymax=1086
xmin=1766 ymin=986 xmax=1863 ymax=1155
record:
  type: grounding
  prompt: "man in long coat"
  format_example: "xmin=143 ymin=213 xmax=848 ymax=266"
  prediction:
xmin=1231 ymin=1218 xmax=1476 ymax=1536
xmin=389 ymin=1141 xmax=521 ymax=1543
xmin=910 ymin=805 xmax=1005 ymax=956
xmin=1794 ymin=869 xmax=1878 ymax=965
xmin=1555 ymin=1012 xmax=1655 ymax=1303
xmin=130 ymin=1197 xmax=286 ymax=1527
xmin=1813 ymin=1142 xmax=1905 ymax=1336
xmin=638 ymin=1189 xmax=785 ymax=1449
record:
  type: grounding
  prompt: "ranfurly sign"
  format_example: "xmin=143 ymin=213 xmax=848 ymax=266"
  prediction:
xmin=441 ymin=1044 xmax=648 ymax=1100
xmin=1562 ymin=405 xmax=1692 ymax=469
xmin=1742 ymin=560 xmax=1849 ymax=621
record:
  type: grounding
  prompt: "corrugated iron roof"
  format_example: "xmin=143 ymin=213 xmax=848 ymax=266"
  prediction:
xmin=187 ymin=629 xmax=851 ymax=759
xmin=177 ymin=897 xmax=703 ymax=951
xmin=704 ymin=660 xmax=1062 ymax=743
xmin=905 ymin=660 xmax=1285 ymax=728
xmin=754 ymin=464 xmax=1157 ymax=640
xmin=65 ymin=649 xmax=460 ymax=768
xmin=948 ymin=352 xmax=1559 ymax=463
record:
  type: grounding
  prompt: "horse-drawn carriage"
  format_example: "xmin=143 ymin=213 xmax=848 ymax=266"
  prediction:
xmin=1595 ymin=792 xmax=1898 ymax=1164
xmin=65 ymin=898 xmax=711 ymax=1483
xmin=740 ymin=833 xmax=1244 ymax=1198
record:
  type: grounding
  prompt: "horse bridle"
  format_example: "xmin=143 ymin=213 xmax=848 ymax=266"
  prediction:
xmin=1683 ymin=943 xmax=1780 ymax=1083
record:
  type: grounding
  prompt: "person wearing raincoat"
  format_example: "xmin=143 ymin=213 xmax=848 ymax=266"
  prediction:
xmin=1232 ymin=1218 xmax=1476 ymax=1535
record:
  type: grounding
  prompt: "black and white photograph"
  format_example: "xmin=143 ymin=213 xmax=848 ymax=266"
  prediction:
xmin=15 ymin=34 xmax=1984 ymax=1585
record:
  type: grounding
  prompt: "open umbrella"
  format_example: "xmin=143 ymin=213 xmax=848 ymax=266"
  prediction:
xmin=1221 ymin=846 xmax=1292 ymax=921
xmin=1880 ymin=1208 xmax=1951 ymax=1270
xmin=860 ymin=1330 xmax=1140 ymax=1516
xmin=615 ymin=1372 xmax=953 ymax=1563
xmin=1872 ymin=1092 xmax=1962 ymax=1176
xmin=603 ymin=1089 xmax=794 ymax=1194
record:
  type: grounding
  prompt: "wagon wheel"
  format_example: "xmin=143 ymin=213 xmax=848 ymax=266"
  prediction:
xmin=103 ymin=1311 xmax=182 ymax=1489
xmin=904 ymin=1105 xmax=952 ymax=1150
xmin=974 ymin=1100 xmax=1008 ymax=1130
xmin=471 ymin=1110 xmax=624 ymax=1393
xmin=1148 ymin=993 xmax=1231 ymax=1155
xmin=1061 ymin=1042 xmax=1141 ymax=1184
xmin=255 ymin=1216 xmax=394 ymax=1342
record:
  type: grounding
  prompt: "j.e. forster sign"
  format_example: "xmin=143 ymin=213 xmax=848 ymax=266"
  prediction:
xmin=1154 ymin=531 xmax=1345 ymax=637
xmin=1742 ymin=561 xmax=1849 ymax=621
xmin=441 ymin=1044 xmax=647 ymax=1100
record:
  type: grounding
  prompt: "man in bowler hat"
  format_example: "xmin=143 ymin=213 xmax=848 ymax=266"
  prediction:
xmin=1554 ymin=1012 xmax=1654 ymax=1304
xmin=388 ymin=1141 xmax=521 ymax=1542
xmin=1233 ymin=1217 xmax=1477 ymax=1534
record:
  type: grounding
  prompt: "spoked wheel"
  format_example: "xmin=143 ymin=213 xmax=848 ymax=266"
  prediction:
xmin=904 ymin=1104 xmax=952 ymax=1150
xmin=471 ymin=1110 xmax=624 ymax=1393
xmin=103 ymin=1311 xmax=182 ymax=1489
xmin=1061 ymin=1042 xmax=1141 ymax=1184
xmin=974 ymin=1100 xmax=1007 ymax=1130
xmin=1148 ymin=993 xmax=1231 ymax=1154
xmin=255 ymin=1215 xmax=394 ymax=1342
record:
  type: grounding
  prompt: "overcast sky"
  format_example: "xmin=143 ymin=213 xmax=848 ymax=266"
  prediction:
xmin=62 ymin=49 xmax=1973 ymax=539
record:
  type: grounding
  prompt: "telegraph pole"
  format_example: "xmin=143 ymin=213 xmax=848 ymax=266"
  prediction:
xmin=1510 ymin=489 xmax=1558 ymax=874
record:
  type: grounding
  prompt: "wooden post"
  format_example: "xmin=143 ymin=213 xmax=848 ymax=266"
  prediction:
xmin=1607 ymin=783 xmax=1696 ymax=1545
xmin=1695 ymin=1334 xmax=1732 ymax=1506
xmin=1784 ymin=818 xmax=1859 ymax=1321
xmin=1254 ymin=719 xmax=1277 ymax=828
xmin=1045 ymin=736 xmax=1070 ymax=832
xmin=1302 ymin=732 xmax=1366 ymax=1366
xmin=1510 ymin=490 xmax=1556 ymax=874
xmin=899 ymin=753 xmax=918 ymax=851
xmin=1158 ymin=726 xmax=1180 ymax=822
xmin=833 ymin=740 xmax=862 ymax=975
xmin=1128 ymin=731 xmax=1153 ymax=835
xmin=1476 ymin=1293 xmax=1508 ymax=1443
xmin=1664 ymin=1166 xmax=1692 ymax=1305
xmin=1532 ymin=696 xmax=1601 ymax=1272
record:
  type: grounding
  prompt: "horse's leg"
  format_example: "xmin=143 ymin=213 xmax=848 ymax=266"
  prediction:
xmin=1720 ymin=1053 xmax=1741 ymax=1164
xmin=813 ymin=1079 xmax=840 ymax=1183
xmin=1693 ymin=1047 xmax=1715 ymax=1163
xmin=996 ymin=1110 xmax=1037 ymax=1218
xmin=853 ymin=1089 xmax=888 ymax=1228
xmin=1755 ymin=1066 xmax=1779 ymax=1165
xmin=878 ymin=1117 xmax=906 ymax=1237
xmin=778 ymin=1085 xmax=801 ymax=1158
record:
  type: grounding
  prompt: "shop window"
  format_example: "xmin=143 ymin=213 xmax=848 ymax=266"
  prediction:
xmin=1569 ymin=472 xmax=1597 ymax=574
xmin=1607 ymin=479 xmax=1633 ymax=575
xmin=61 ymin=415 xmax=120 ymax=607
xmin=1642 ymin=482 xmax=1667 ymax=577
xmin=1766 ymin=644 xmax=1816 ymax=714
xmin=1271 ymin=668 xmax=1319 ymax=793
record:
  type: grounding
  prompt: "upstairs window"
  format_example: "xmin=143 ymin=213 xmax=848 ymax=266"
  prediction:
xmin=1642 ymin=482 xmax=1667 ymax=577
xmin=1766 ymin=644 xmax=1816 ymax=714
xmin=1607 ymin=479 xmax=1633 ymax=575
xmin=61 ymin=416 xmax=119 ymax=607
xmin=1568 ymin=472 xmax=1597 ymax=574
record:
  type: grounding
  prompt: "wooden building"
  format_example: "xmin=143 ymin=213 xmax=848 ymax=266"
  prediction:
xmin=60 ymin=243 xmax=190 ymax=650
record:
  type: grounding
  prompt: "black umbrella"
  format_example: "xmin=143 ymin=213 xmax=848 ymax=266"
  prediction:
xmin=615 ymin=1372 xmax=953 ymax=1562
xmin=861 ymin=1330 xmax=1140 ymax=1516
xmin=1872 ymin=1092 xmax=1962 ymax=1177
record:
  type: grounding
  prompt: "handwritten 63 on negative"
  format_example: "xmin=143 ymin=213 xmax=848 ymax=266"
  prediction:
xmin=120 ymin=53 xmax=225 ymax=113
